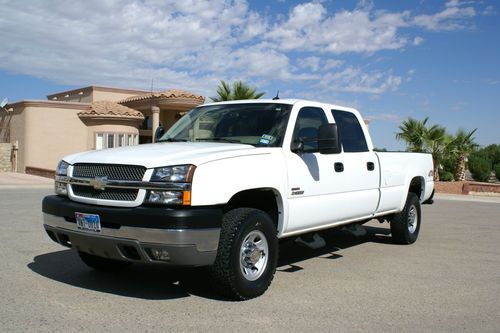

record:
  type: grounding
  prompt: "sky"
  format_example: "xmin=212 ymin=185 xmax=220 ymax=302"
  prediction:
xmin=0 ymin=0 xmax=498 ymax=150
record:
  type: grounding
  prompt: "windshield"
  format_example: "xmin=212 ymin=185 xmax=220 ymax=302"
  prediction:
xmin=159 ymin=103 xmax=292 ymax=147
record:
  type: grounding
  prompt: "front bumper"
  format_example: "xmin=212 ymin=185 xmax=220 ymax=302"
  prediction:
xmin=42 ymin=195 xmax=222 ymax=266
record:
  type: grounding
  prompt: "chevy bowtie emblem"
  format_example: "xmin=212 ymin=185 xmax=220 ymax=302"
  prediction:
xmin=89 ymin=176 xmax=108 ymax=190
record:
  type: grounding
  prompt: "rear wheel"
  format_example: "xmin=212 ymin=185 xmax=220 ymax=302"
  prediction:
xmin=209 ymin=208 xmax=278 ymax=300
xmin=390 ymin=193 xmax=421 ymax=244
xmin=78 ymin=251 xmax=131 ymax=271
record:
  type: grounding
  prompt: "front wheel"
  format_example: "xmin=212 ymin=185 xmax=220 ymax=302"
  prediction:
xmin=390 ymin=192 xmax=421 ymax=244
xmin=209 ymin=208 xmax=278 ymax=300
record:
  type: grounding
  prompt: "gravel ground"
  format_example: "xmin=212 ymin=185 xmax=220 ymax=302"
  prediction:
xmin=0 ymin=188 xmax=499 ymax=332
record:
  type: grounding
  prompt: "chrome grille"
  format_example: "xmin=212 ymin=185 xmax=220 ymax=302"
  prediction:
xmin=71 ymin=185 xmax=138 ymax=201
xmin=72 ymin=163 xmax=146 ymax=181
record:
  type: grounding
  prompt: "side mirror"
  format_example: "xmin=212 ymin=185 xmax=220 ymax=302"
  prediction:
xmin=291 ymin=139 xmax=304 ymax=154
xmin=154 ymin=126 xmax=165 ymax=142
xmin=318 ymin=123 xmax=341 ymax=154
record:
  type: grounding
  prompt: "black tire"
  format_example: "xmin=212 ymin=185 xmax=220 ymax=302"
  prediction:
xmin=390 ymin=192 xmax=421 ymax=244
xmin=78 ymin=251 xmax=131 ymax=271
xmin=209 ymin=208 xmax=278 ymax=301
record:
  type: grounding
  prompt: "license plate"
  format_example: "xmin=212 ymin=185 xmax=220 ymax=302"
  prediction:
xmin=75 ymin=212 xmax=101 ymax=232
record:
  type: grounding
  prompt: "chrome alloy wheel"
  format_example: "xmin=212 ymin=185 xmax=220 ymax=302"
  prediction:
xmin=408 ymin=205 xmax=418 ymax=234
xmin=240 ymin=230 xmax=269 ymax=281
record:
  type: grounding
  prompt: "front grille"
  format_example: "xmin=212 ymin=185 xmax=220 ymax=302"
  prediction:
xmin=72 ymin=163 xmax=146 ymax=181
xmin=71 ymin=185 xmax=139 ymax=201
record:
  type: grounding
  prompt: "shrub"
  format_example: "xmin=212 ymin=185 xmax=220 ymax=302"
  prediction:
xmin=468 ymin=155 xmax=492 ymax=182
xmin=494 ymin=164 xmax=500 ymax=181
xmin=439 ymin=171 xmax=454 ymax=182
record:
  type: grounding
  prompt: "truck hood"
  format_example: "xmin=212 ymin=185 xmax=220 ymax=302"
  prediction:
xmin=62 ymin=142 xmax=267 ymax=169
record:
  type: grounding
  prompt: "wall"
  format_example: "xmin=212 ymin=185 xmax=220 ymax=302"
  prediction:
xmin=23 ymin=105 xmax=88 ymax=171
xmin=160 ymin=109 xmax=180 ymax=130
xmin=92 ymin=90 xmax=142 ymax=103
xmin=47 ymin=86 xmax=148 ymax=104
xmin=0 ymin=143 xmax=12 ymax=171
xmin=8 ymin=106 xmax=26 ymax=171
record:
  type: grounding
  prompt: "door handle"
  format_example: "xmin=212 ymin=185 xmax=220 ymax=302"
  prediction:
xmin=334 ymin=162 xmax=344 ymax=172
xmin=367 ymin=162 xmax=375 ymax=171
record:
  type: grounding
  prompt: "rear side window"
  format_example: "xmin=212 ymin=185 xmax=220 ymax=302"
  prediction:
xmin=331 ymin=110 xmax=368 ymax=152
xmin=292 ymin=107 xmax=328 ymax=152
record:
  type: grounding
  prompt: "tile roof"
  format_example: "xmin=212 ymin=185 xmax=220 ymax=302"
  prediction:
xmin=119 ymin=89 xmax=204 ymax=104
xmin=77 ymin=101 xmax=144 ymax=119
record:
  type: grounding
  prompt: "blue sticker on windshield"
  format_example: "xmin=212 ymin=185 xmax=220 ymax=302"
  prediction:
xmin=259 ymin=134 xmax=274 ymax=145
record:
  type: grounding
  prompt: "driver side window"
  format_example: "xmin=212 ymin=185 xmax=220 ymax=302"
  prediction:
xmin=291 ymin=107 xmax=328 ymax=153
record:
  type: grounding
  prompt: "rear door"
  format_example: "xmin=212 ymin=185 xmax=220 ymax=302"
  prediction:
xmin=330 ymin=109 xmax=380 ymax=216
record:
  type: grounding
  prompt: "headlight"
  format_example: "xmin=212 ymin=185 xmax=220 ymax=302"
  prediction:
xmin=56 ymin=160 xmax=70 ymax=176
xmin=55 ymin=160 xmax=70 ymax=196
xmin=150 ymin=165 xmax=195 ymax=182
xmin=146 ymin=165 xmax=195 ymax=206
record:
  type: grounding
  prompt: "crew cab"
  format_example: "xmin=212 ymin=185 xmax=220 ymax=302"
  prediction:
xmin=42 ymin=99 xmax=434 ymax=300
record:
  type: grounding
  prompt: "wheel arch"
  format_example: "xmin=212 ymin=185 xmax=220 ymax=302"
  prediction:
xmin=408 ymin=176 xmax=425 ymax=201
xmin=223 ymin=187 xmax=284 ymax=234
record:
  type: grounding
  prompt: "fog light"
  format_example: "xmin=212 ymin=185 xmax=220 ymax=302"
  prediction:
xmin=145 ymin=190 xmax=183 ymax=205
xmin=55 ymin=181 xmax=68 ymax=196
xmin=148 ymin=248 xmax=170 ymax=262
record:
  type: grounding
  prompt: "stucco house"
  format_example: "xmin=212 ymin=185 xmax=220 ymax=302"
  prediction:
xmin=0 ymin=85 xmax=204 ymax=176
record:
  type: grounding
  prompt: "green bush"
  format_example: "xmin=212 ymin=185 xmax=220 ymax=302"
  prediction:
xmin=440 ymin=155 xmax=456 ymax=175
xmin=494 ymin=164 xmax=500 ymax=181
xmin=468 ymin=155 xmax=492 ymax=182
xmin=439 ymin=171 xmax=454 ymax=182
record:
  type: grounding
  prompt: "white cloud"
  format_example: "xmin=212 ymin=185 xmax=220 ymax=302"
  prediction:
xmin=267 ymin=5 xmax=410 ymax=53
xmin=324 ymin=59 xmax=344 ymax=70
xmin=319 ymin=67 xmax=402 ymax=94
xmin=297 ymin=56 xmax=321 ymax=72
xmin=406 ymin=69 xmax=416 ymax=82
xmin=413 ymin=36 xmax=424 ymax=46
xmin=365 ymin=113 xmax=402 ymax=123
xmin=413 ymin=1 xmax=476 ymax=31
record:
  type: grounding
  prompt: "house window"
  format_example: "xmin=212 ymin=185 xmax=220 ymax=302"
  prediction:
xmin=118 ymin=134 xmax=125 ymax=147
xmin=96 ymin=133 xmax=104 ymax=150
xmin=95 ymin=132 xmax=139 ymax=150
xmin=107 ymin=134 xmax=114 ymax=148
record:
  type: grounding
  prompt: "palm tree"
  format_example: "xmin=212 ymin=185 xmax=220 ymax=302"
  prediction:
xmin=210 ymin=80 xmax=265 ymax=102
xmin=395 ymin=117 xmax=429 ymax=152
xmin=423 ymin=124 xmax=451 ymax=181
xmin=396 ymin=117 xmax=453 ymax=181
xmin=449 ymin=128 xmax=478 ymax=181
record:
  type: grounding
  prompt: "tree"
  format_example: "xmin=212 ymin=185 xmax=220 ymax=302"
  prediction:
xmin=468 ymin=154 xmax=492 ymax=182
xmin=423 ymin=124 xmax=451 ymax=181
xmin=448 ymin=128 xmax=478 ymax=181
xmin=395 ymin=117 xmax=429 ymax=152
xmin=396 ymin=117 xmax=452 ymax=181
xmin=468 ymin=144 xmax=500 ymax=182
xmin=210 ymin=80 xmax=265 ymax=102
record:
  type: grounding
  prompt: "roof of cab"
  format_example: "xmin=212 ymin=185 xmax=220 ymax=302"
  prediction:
xmin=201 ymin=99 xmax=357 ymax=113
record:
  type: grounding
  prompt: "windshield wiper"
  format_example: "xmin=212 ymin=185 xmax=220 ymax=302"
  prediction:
xmin=196 ymin=137 xmax=241 ymax=143
xmin=157 ymin=138 xmax=188 ymax=142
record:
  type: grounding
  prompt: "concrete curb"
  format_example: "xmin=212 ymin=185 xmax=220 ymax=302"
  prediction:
xmin=434 ymin=193 xmax=500 ymax=204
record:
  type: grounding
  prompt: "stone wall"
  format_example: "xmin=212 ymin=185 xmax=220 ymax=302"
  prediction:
xmin=0 ymin=143 xmax=12 ymax=172
xmin=465 ymin=182 xmax=500 ymax=196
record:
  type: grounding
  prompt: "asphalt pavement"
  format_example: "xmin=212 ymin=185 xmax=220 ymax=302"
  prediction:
xmin=0 ymin=187 xmax=499 ymax=332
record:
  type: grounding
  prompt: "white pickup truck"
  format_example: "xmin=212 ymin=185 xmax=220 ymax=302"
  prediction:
xmin=42 ymin=99 xmax=434 ymax=300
